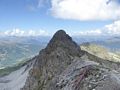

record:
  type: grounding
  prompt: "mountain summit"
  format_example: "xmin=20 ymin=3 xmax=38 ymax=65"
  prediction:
xmin=22 ymin=30 xmax=84 ymax=90
xmin=45 ymin=30 xmax=83 ymax=56
xmin=48 ymin=30 xmax=73 ymax=45
xmin=22 ymin=30 xmax=120 ymax=90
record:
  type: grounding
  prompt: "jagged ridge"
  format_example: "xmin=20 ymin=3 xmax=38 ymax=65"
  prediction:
xmin=22 ymin=30 xmax=85 ymax=90
xmin=22 ymin=30 xmax=120 ymax=90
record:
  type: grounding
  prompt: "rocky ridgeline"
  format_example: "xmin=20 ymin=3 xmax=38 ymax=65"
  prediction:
xmin=22 ymin=30 xmax=120 ymax=90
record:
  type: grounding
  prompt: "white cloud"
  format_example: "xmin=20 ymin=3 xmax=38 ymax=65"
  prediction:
xmin=50 ymin=0 xmax=120 ymax=21
xmin=0 ymin=20 xmax=120 ymax=37
xmin=7 ymin=28 xmax=25 ymax=36
xmin=27 ymin=0 xmax=48 ymax=11
xmin=1 ymin=28 xmax=49 ymax=37
xmin=104 ymin=20 xmax=120 ymax=35
xmin=73 ymin=29 xmax=102 ymax=36
xmin=72 ymin=20 xmax=120 ymax=36
xmin=27 ymin=29 xmax=49 ymax=36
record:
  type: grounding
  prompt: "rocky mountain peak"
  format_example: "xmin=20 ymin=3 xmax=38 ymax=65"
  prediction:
xmin=51 ymin=30 xmax=72 ymax=42
xmin=22 ymin=30 xmax=85 ymax=90
xmin=44 ymin=30 xmax=83 ymax=56
xmin=22 ymin=30 xmax=120 ymax=90
xmin=47 ymin=30 xmax=73 ymax=47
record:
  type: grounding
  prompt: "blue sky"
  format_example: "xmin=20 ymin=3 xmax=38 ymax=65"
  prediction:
xmin=0 ymin=0 xmax=120 ymax=36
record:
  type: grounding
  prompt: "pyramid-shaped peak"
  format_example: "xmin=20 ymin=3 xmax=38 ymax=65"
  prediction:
xmin=44 ymin=30 xmax=83 ymax=56
xmin=51 ymin=30 xmax=72 ymax=42
xmin=54 ymin=30 xmax=66 ymax=35
xmin=48 ymin=30 xmax=72 ymax=45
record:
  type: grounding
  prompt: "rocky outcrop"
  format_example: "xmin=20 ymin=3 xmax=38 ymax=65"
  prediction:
xmin=22 ymin=30 xmax=120 ymax=90
xmin=22 ymin=30 xmax=85 ymax=90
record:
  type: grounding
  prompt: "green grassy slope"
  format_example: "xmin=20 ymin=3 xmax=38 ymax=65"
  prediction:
xmin=0 ymin=58 xmax=30 ymax=77
xmin=80 ymin=43 xmax=120 ymax=62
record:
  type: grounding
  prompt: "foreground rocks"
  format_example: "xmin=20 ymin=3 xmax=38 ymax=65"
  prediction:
xmin=53 ymin=56 xmax=120 ymax=90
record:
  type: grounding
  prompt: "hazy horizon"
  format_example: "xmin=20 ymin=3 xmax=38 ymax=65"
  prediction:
xmin=0 ymin=0 xmax=120 ymax=37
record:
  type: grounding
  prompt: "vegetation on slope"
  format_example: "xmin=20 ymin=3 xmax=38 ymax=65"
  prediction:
xmin=80 ymin=43 xmax=120 ymax=62
xmin=0 ymin=58 xmax=30 ymax=77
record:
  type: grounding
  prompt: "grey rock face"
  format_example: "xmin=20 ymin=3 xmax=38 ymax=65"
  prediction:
xmin=44 ymin=30 xmax=83 ymax=57
xmin=22 ymin=30 xmax=84 ymax=90
xmin=22 ymin=30 xmax=120 ymax=90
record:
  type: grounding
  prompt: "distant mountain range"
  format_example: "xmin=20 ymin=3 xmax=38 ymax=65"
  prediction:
xmin=92 ymin=36 xmax=120 ymax=52
xmin=0 ymin=35 xmax=120 ymax=69
xmin=0 ymin=36 xmax=49 ymax=68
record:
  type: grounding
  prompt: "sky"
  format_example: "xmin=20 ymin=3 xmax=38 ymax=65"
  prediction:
xmin=0 ymin=0 xmax=120 ymax=36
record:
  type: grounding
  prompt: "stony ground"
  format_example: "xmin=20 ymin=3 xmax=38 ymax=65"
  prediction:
xmin=0 ymin=59 xmax=34 ymax=90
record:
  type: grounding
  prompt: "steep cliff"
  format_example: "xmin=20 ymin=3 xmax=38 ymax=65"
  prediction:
xmin=22 ymin=30 xmax=120 ymax=90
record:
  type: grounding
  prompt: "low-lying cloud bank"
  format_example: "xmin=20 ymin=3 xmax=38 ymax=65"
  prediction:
xmin=0 ymin=20 xmax=120 ymax=36
xmin=73 ymin=20 xmax=120 ymax=36
xmin=0 ymin=29 xmax=49 ymax=37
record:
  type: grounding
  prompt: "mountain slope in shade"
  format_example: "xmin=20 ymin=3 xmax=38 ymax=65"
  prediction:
xmin=22 ymin=30 xmax=120 ymax=90
xmin=22 ymin=30 xmax=85 ymax=90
